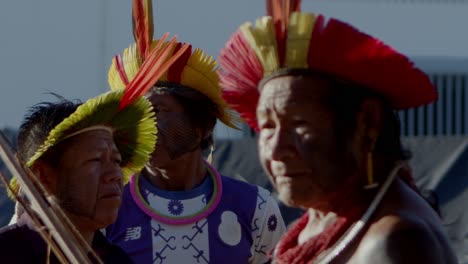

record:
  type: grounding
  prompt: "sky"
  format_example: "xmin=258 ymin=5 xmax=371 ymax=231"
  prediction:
xmin=1 ymin=1 xmax=468 ymax=138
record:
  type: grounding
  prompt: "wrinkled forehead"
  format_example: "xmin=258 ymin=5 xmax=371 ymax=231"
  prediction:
xmin=258 ymin=73 xmax=334 ymax=110
xmin=67 ymin=129 xmax=117 ymax=149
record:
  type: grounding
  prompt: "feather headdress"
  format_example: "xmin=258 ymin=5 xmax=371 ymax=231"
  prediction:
xmin=219 ymin=0 xmax=437 ymax=130
xmin=108 ymin=0 xmax=240 ymax=129
xmin=9 ymin=22 xmax=188 ymax=197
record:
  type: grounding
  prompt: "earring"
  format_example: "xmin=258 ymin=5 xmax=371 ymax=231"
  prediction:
xmin=364 ymin=130 xmax=379 ymax=190
xmin=363 ymin=151 xmax=379 ymax=190
xmin=206 ymin=144 xmax=215 ymax=164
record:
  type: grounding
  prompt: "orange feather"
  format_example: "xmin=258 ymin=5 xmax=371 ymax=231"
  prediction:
xmin=265 ymin=0 xmax=302 ymax=65
xmin=119 ymin=33 xmax=190 ymax=110
xmin=132 ymin=0 xmax=154 ymax=60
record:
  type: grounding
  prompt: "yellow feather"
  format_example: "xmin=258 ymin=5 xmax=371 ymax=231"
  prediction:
xmin=285 ymin=12 xmax=317 ymax=69
xmin=123 ymin=44 xmax=142 ymax=82
xmin=108 ymin=57 xmax=127 ymax=91
xmin=240 ymin=16 xmax=279 ymax=77
xmin=181 ymin=48 xmax=240 ymax=128
xmin=109 ymin=41 xmax=240 ymax=128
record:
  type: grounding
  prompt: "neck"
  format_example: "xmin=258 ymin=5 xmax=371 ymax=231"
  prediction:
xmin=298 ymin=209 xmax=338 ymax=245
xmin=297 ymin=173 xmax=370 ymax=245
xmin=20 ymin=210 xmax=96 ymax=247
xmin=144 ymin=151 xmax=207 ymax=191
xmin=67 ymin=213 xmax=95 ymax=245
xmin=28 ymin=197 xmax=97 ymax=245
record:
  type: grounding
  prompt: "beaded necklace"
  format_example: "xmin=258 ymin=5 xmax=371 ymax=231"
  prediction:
xmin=129 ymin=161 xmax=223 ymax=225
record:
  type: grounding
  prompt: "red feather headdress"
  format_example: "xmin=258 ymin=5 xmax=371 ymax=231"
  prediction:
xmin=109 ymin=0 xmax=240 ymax=129
xmin=8 ymin=19 xmax=189 ymax=197
xmin=219 ymin=0 xmax=437 ymax=130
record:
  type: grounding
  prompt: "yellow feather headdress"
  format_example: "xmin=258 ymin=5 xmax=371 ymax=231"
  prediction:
xmin=9 ymin=21 xmax=189 ymax=198
xmin=108 ymin=0 xmax=240 ymax=129
xmin=219 ymin=0 xmax=437 ymax=130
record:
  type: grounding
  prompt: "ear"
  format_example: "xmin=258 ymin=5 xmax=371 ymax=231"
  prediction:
xmin=30 ymin=161 xmax=58 ymax=194
xmin=193 ymin=125 xmax=212 ymax=141
xmin=202 ymin=129 xmax=212 ymax=141
xmin=357 ymin=97 xmax=384 ymax=151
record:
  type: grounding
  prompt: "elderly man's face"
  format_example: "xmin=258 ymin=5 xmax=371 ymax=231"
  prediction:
xmin=50 ymin=130 xmax=123 ymax=229
xmin=257 ymin=75 xmax=357 ymax=209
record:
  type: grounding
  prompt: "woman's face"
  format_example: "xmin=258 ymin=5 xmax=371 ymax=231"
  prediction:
xmin=257 ymin=75 xmax=362 ymax=209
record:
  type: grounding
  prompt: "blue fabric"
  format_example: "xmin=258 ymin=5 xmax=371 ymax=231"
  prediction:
xmin=106 ymin=174 xmax=259 ymax=264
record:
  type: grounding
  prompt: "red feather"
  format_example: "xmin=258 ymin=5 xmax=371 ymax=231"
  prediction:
xmin=167 ymin=42 xmax=192 ymax=84
xmin=219 ymin=4 xmax=437 ymax=131
xmin=307 ymin=17 xmax=437 ymax=109
xmin=266 ymin=0 xmax=302 ymax=65
xmin=119 ymin=33 xmax=190 ymax=110
xmin=115 ymin=55 xmax=130 ymax=86
xmin=219 ymin=31 xmax=264 ymax=130
xmin=132 ymin=0 xmax=153 ymax=60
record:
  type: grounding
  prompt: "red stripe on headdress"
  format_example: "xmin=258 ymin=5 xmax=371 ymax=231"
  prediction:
xmin=167 ymin=42 xmax=192 ymax=84
xmin=115 ymin=55 xmax=130 ymax=86
xmin=266 ymin=0 xmax=302 ymax=66
xmin=220 ymin=31 xmax=263 ymax=130
xmin=132 ymin=0 xmax=153 ymax=60
xmin=119 ymin=34 xmax=190 ymax=111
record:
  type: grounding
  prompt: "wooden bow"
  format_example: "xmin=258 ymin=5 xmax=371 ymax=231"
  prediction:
xmin=0 ymin=132 xmax=102 ymax=264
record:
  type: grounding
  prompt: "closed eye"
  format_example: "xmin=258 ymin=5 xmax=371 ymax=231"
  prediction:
xmin=258 ymin=118 xmax=276 ymax=130
xmin=293 ymin=119 xmax=309 ymax=126
xmin=154 ymin=106 xmax=170 ymax=113
xmin=87 ymin=157 xmax=101 ymax=163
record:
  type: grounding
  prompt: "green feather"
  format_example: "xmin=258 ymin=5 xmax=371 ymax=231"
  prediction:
xmin=8 ymin=90 xmax=157 ymax=198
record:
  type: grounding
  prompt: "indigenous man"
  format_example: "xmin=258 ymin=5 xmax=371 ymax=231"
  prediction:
xmin=105 ymin=1 xmax=285 ymax=263
xmin=0 ymin=92 xmax=155 ymax=263
xmin=218 ymin=1 xmax=458 ymax=263
xmin=0 ymin=31 xmax=185 ymax=263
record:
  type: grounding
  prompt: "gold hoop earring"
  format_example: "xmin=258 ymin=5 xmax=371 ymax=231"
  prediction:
xmin=364 ymin=151 xmax=379 ymax=189
xmin=206 ymin=144 xmax=215 ymax=164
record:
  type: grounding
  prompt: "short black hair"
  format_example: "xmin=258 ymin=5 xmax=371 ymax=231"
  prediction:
xmin=327 ymin=78 xmax=411 ymax=162
xmin=265 ymin=69 xmax=410 ymax=162
xmin=154 ymin=82 xmax=218 ymax=151
xmin=17 ymin=97 xmax=81 ymax=165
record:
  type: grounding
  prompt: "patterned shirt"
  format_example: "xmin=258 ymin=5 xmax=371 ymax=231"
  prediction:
xmin=106 ymin=173 xmax=285 ymax=264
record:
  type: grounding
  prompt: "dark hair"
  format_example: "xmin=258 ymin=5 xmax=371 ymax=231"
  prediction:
xmin=327 ymin=78 xmax=411 ymax=162
xmin=262 ymin=69 xmax=410 ymax=162
xmin=154 ymin=82 xmax=218 ymax=151
xmin=17 ymin=97 xmax=81 ymax=165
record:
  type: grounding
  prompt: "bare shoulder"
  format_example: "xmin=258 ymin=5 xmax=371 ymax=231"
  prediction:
xmin=349 ymin=215 xmax=457 ymax=264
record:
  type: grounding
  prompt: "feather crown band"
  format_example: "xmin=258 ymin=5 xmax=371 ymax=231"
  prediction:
xmin=9 ymin=21 xmax=189 ymax=198
xmin=8 ymin=90 xmax=157 ymax=199
xmin=218 ymin=0 xmax=437 ymax=130
xmin=108 ymin=0 xmax=240 ymax=129
xmin=24 ymin=91 xmax=156 ymax=177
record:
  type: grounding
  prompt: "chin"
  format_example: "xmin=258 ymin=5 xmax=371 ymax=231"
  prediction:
xmin=278 ymin=188 xmax=307 ymax=208
xmin=94 ymin=204 xmax=120 ymax=227
xmin=277 ymin=186 xmax=323 ymax=209
xmin=94 ymin=212 xmax=119 ymax=228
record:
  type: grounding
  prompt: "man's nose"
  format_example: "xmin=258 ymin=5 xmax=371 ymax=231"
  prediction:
xmin=102 ymin=161 xmax=123 ymax=183
xmin=268 ymin=127 xmax=296 ymax=161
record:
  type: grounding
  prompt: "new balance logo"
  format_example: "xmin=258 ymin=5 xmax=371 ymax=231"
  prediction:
xmin=125 ymin=226 xmax=142 ymax=241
